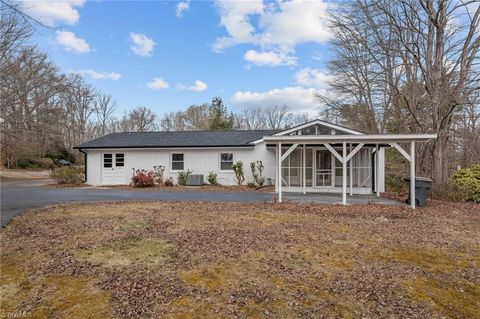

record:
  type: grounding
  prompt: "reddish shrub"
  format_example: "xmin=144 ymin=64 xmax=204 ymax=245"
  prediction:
xmin=131 ymin=170 xmax=155 ymax=188
xmin=163 ymin=177 xmax=174 ymax=186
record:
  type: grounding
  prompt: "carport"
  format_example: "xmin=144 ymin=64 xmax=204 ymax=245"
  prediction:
xmin=263 ymin=134 xmax=437 ymax=209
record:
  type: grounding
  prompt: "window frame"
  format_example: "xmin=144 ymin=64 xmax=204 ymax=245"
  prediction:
xmin=171 ymin=153 xmax=184 ymax=171
xmin=103 ymin=153 xmax=113 ymax=168
xmin=115 ymin=153 xmax=125 ymax=167
xmin=219 ymin=152 xmax=234 ymax=171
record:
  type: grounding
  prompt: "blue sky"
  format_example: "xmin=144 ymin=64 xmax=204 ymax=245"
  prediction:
xmin=23 ymin=0 xmax=332 ymax=117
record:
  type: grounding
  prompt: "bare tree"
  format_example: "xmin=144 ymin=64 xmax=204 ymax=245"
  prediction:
xmin=236 ymin=105 xmax=309 ymax=130
xmin=126 ymin=106 xmax=157 ymax=132
xmin=0 ymin=1 xmax=33 ymax=67
xmin=319 ymin=0 xmax=480 ymax=182
xmin=94 ymin=93 xmax=117 ymax=135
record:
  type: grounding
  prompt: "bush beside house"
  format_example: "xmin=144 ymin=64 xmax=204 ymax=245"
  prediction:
xmin=49 ymin=167 xmax=83 ymax=185
xmin=447 ymin=164 xmax=480 ymax=203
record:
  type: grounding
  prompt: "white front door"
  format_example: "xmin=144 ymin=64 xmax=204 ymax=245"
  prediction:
xmin=102 ymin=153 xmax=125 ymax=185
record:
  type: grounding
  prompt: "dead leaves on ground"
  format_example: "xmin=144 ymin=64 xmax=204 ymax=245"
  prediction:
xmin=1 ymin=200 xmax=479 ymax=318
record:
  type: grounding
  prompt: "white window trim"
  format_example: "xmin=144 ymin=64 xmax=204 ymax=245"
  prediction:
xmin=170 ymin=152 xmax=185 ymax=172
xmin=218 ymin=151 xmax=234 ymax=172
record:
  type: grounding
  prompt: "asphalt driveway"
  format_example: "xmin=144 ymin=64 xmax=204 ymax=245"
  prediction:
xmin=0 ymin=180 xmax=273 ymax=227
xmin=1 ymin=180 xmax=401 ymax=227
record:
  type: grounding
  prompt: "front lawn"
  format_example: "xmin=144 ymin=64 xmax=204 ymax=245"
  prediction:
xmin=1 ymin=201 xmax=479 ymax=318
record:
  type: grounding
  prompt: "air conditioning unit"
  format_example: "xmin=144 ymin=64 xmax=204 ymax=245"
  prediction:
xmin=187 ymin=174 xmax=204 ymax=186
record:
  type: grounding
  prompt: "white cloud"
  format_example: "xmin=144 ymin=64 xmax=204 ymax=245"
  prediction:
xmin=231 ymin=86 xmax=320 ymax=114
xmin=176 ymin=1 xmax=190 ymax=18
xmin=55 ymin=31 xmax=90 ymax=53
xmin=213 ymin=0 xmax=263 ymax=52
xmin=294 ymin=68 xmax=330 ymax=88
xmin=146 ymin=78 xmax=169 ymax=90
xmin=22 ymin=0 xmax=85 ymax=26
xmin=244 ymin=49 xmax=296 ymax=66
xmin=179 ymin=80 xmax=208 ymax=92
xmin=213 ymin=0 xmax=330 ymax=52
xmin=76 ymin=69 xmax=121 ymax=80
xmin=129 ymin=32 xmax=155 ymax=57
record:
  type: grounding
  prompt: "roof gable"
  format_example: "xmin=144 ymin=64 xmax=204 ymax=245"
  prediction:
xmin=273 ymin=119 xmax=364 ymax=136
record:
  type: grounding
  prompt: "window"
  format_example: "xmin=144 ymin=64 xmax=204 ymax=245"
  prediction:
xmin=171 ymin=153 xmax=184 ymax=170
xmin=103 ymin=154 xmax=112 ymax=168
xmin=220 ymin=153 xmax=233 ymax=170
xmin=115 ymin=153 xmax=124 ymax=167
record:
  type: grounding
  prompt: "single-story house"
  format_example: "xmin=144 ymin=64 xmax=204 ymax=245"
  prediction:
xmin=74 ymin=119 xmax=436 ymax=208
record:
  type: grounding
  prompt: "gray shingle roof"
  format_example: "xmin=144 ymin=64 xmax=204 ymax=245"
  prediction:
xmin=73 ymin=130 xmax=279 ymax=149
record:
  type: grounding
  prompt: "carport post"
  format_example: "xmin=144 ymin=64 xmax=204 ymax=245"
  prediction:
xmin=278 ymin=142 xmax=282 ymax=203
xmin=349 ymin=143 xmax=353 ymax=196
xmin=342 ymin=142 xmax=347 ymax=205
xmin=375 ymin=144 xmax=380 ymax=197
xmin=302 ymin=144 xmax=306 ymax=194
xmin=410 ymin=141 xmax=416 ymax=209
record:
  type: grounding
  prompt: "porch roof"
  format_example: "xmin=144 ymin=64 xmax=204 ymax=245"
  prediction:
xmin=263 ymin=134 xmax=437 ymax=144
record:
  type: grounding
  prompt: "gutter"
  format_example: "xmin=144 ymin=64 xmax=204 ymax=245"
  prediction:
xmin=72 ymin=144 xmax=255 ymax=150
xmin=78 ymin=149 xmax=87 ymax=182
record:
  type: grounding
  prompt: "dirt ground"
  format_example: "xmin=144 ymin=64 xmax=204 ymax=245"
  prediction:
xmin=0 ymin=169 xmax=50 ymax=182
xmin=1 ymin=201 xmax=479 ymax=318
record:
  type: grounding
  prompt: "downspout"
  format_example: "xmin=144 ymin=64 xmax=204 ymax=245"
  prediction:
xmin=79 ymin=149 xmax=87 ymax=182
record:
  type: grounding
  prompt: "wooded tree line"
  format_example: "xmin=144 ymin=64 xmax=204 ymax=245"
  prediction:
xmin=0 ymin=2 xmax=307 ymax=168
xmin=2 ymin=0 xmax=478 ymax=184
xmin=317 ymin=0 xmax=479 ymax=183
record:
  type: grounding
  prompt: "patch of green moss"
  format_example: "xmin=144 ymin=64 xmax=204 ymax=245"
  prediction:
xmin=402 ymin=277 xmax=480 ymax=318
xmin=181 ymin=265 xmax=228 ymax=291
xmin=156 ymin=296 xmax=220 ymax=319
xmin=376 ymin=247 xmax=471 ymax=272
xmin=1 ymin=256 xmax=113 ymax=319
xmin=77 ymin=238 xmax=173 ymax=267
xmin=28 ymin=276 xmax=114 ymax=319
xmin=118 ymin=220 xmax=150 ymax=232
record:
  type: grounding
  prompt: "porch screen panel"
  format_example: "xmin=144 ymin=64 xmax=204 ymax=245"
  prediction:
xmin=334 ymin=148 xmax=371 ymax=188
xmin=352 ymin=148 xmax=371 ymax=188
xmin=281 ymin=148 xmax=311 ymax=187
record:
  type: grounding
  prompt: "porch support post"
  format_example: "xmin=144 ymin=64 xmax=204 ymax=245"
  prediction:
xmin=410 ymin=141 xmax=416 ymax=209
xmin=278 ymin=142 xmax=282 ymax=203
xmin=342 ymin=142 xmax=347 ymax=205
xmin=349 ymin=143 xmax=353 ymax=196
xmin=302 ymin=144 xmax=306 ymax=194
xmin=375 ymin=144 xmax=380 ymax=197
xmin=275 ymin=143 xmax=279 ymax=192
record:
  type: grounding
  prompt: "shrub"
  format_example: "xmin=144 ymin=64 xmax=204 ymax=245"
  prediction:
xmin=164 ymin=177 xmax=174 ymax=186
xmin=131 ymin=169 xmax=155 ymax=188
xmin=177 ymin=169 xmax=192 ymax=186
xmin=16 ymin=157 xmax=54 ymax=169
xmin=49 ymin=167 xmax=83 ymax=184
xmin=447 ymin=164 xmax=480 ymax=203
xmin=250 ymin=160 xmax=265 ymax=186
xmin=153 ymin=165 xmax=165 ymax=184
xmin=232 ymin=161 xmax=245 ymax=185
xmin=385 ymin=174 xmax=408 ymax=193
xmin=207 ymin=171 xmax=219 ymax=185
xmin=45 ymin=141 xmax=76 ymax=164
xmin=247 ymin=182 xmax=256 ymax=188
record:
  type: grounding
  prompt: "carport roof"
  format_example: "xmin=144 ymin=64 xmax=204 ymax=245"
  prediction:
xmin=73 ymin=130 xmax=280 ymax=149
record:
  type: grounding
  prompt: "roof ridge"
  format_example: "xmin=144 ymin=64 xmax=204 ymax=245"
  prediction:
xmin=118 ymin=129 xmax=279 ymax=133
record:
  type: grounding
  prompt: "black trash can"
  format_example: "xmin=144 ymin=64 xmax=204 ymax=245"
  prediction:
xmin=404 ymin=177 xmax=432 ymax=207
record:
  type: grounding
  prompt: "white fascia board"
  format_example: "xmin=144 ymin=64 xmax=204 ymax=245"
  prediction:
xmin=273 ymin=119 xmax=364 ymax=136
xmin=263 ymin=134 xmax=437 ymax=144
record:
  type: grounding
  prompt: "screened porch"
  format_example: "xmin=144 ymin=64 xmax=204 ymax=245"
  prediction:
xmin=279 ymin=146 xmax=374 ymax=194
